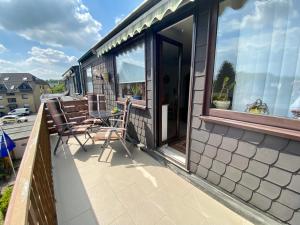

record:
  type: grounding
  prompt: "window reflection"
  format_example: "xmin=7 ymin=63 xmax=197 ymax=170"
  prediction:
xmin=116 ymin=40 xmax=145 ymax=101
xmin=213 ymin=0 xmax=300 ymax=119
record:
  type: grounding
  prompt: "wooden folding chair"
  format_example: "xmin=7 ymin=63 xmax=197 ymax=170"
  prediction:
xmin=47 ymin=98 xmax=94 ymax=155
xmin=93 ymin=98 xmax=133 ymax=159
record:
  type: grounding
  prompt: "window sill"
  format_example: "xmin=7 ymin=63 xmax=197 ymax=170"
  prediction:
xmin=117 ymin=99 xmax=147 ymax=110
xmin=200 ymin=115 xmax=300 ymax=142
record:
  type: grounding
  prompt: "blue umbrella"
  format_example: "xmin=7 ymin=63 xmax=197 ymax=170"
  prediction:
xmin=0 ymin=131 xmax=16 ymax=158
xmin=0 ymin=128 xmax=16 ymax=176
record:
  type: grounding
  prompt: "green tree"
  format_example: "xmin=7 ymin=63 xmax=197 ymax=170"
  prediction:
xmin=50 ymin=83 xmax=65 ymax=93
xmin=214 ymin=61 xmax=236 ymax=98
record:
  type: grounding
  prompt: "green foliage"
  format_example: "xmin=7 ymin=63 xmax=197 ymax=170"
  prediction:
xmin=0 ymin=186 xmax=13 ymax=216
xmin=50 ymin=83 xmax=65 ymax=94
xmin=214 ymin=61 xmax=236 ymax=98
xmin=214 ymin=76 xmax=235 ymax=101
xmin=130 ymin=84 xmax=142 ymax=96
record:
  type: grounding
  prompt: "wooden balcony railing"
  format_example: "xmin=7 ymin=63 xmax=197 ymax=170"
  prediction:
xmin=4 ymin=103 xmax=57 ymax=225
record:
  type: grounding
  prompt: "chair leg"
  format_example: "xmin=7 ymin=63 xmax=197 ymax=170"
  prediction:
xmin=72 ymin=134 xmax=87 ymax=152
xmin=86 ymin=131 xmax=94 ymax=144
xmin=54 ymin=134 xmax=63 ymax=155
xmin=98 ymin=131 xmax=112 ymax=161
xmin=115 ymin=131 xmax=132 ymax=158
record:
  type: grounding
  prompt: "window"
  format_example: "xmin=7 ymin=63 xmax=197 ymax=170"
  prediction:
xmin=0 ymin=105 xmax=4 ymax=109
xmin=212 ymin=0 xmax=300 ymax=120
xmin=0 ymin=96 xmax=3 ymax=100
xmin=116 ymin=39 xmax=145 ymax=101
xmin=22 ymin=94 xmax=28 ymax=99
xmin=86 ymin=67 xmax=93 ymax=93
xmin=7 ymin=98 xmax=16 ymax=103
xmin=6 ymin=93 xmax=14 ymax=96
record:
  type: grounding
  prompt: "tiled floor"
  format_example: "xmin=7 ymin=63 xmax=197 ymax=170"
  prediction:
xmin=52 ymin=135 xmax=254 ymax=225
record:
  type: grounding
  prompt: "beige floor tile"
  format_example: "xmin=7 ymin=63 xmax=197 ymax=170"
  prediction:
xmin=53 ymin=138 xmax=254 ymax=225
xmin=109 ymin=212 xmax=135 ymax=225
xmin=155 ymin=216 xmax=176 ymax=225
xmin=66 ymin=209 xmax=98 ymax=225
xmin=128 ymin=199 xmax=165 ymax=225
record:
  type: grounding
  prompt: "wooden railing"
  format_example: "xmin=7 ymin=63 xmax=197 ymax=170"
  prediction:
xmin=4 ymin=104 xmax=57 ymax=225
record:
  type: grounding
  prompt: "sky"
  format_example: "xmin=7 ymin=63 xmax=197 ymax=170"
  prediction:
xmin=0 ymin=0 xmax=144 ymax=80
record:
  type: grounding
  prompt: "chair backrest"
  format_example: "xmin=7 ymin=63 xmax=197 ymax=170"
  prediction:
xmin=121 ymin=98 xmax=132 ymax=139
xmin=46 ymin=98 xmax=68 ymax=133
xmin=87 ymin=93 xmax=106 ymax=116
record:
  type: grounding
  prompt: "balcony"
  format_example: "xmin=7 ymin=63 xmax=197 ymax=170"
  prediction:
xmin=4 ymin=101 xmax=255 ymax=225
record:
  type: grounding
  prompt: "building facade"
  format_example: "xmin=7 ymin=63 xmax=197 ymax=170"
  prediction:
xmin=0 ymin=73 xmax=49 ymax=113
xmin=62 ymin=66 xmax=82 ymax=97
xmin=78 ymin=0 xmax=300 ymax=224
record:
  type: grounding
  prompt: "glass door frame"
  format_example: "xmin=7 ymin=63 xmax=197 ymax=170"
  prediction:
xmin=156 ymin=34 xmax=183 ymax=146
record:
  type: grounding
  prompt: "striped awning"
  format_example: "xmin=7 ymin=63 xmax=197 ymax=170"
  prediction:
xmin=96 ymin=0 xmax=194 ymax=56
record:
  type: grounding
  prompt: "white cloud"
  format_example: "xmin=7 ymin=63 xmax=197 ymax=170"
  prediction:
xmin=0 ymin=46 xmax=77 ymax=80
xmin=115 ymin=15 xmax=125 ymax=25
xmin=0 ymin=0 xmax=102 ymax=50
xmin=0 ymin=44 xmax=7 ymax=53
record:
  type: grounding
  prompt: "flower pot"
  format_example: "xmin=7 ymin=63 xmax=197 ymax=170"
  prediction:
xmin=102 ymin=72 xmax=109 ymax=82
xmin=133 ymin=95 xmax=142 ymax=100
xmin=213 ymin=100 xmax=231 ymax=109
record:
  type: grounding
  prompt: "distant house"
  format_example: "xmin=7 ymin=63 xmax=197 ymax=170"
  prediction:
xmin=0 ymin=73 xmax=50 ymax=113
xmin=62 ymin=66 xmax=82 ymax=96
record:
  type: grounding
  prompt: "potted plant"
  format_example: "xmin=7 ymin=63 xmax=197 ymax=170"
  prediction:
xmin=246 ymin=99 xmax=269 ymax=114
xmin=131 ymin=84 xmax=142 ymax=100
xmin=213 ymin=76 xmax=235 ymax=109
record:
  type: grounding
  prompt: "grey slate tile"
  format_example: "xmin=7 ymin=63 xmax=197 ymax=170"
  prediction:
xmin=241 ymin=131 xmax=264 ymax=145
xmin=233 ymin=184 xmax=253 ymax=201
xmin=240 ymin=173 xmax=260 ymax=190
xmin=207 ymin=170 xmax=221 ymax=185
xmin=289 ymin=211 xmax=300 ymax=225
xmin=268 ymin=202 xmax=294 ymax=222
xmin=260 ymin=135 xmax=289 ymax=151
xmin=193 ymin=90 xmax=204 ymax=104
xmin=224 ymin=166 xmax=242 ymax=182
xmin=199 ymin=155 xmax=213 ymax=169
xmin=194 ymin=76 xmax=205 ymax=91
xmin=211 ymin=160 xmax=226 ymax=175
xmin=203 ymin=144 xmax=217 ymax=159
xmin=200 ymin=121 xmax=214 ymax=132
xmin=192 ymin=104 xmax=203 ymax=116
xmin=275 ymin=151 xmax=300 ymax=172
xmin=191 ymin=128 xmax=209 ymax=143
xmin=246 ymin=160 xmax=269 ymax=178
xmin=250 ymin=192 xmax=272 ymax=211
xmin=207 ymin=133 xmax=223 ymax=147
xmin=219 ymin=176 xmax=236 ymax=193
xmin=258 ymin=180 xmax=281 ymax=200
xmin=189 ymin=161 xmax=198 ymax=173
xmin=254 ymin=147 xmax=279 ymax=165
xmin=190 ymin=151 xmax=201 ymax=164
xmin=213 ymin=124 xmax=228 ymax=135
xmin=192 ymin=117 xmax=202 ymax=129
xmin=190 ymin=139 xmax=205 ymax=154
xmin=196 ymin=164 xmax=208 ymax=178
xmin=216 ymin=148 xmax=232 ymax=164
xmin=277 ymin=189 xmax=300 ymax=209
xmin=265 ymin=167 xmax=292 ymax=187
xmin=230 ymin=154 xmax=249 ymax=170
xmin=284 ymin=140 xmax=300 ymax=156
xmin=287 ymin=174 xmax=300 ymax=193
xmin=226 ymin=127 xmax=244 ymax=139
xmin=219 ymin=136 xmax=238 ymax=152
xmin=235 ymin=141 xmax=257 ymax=158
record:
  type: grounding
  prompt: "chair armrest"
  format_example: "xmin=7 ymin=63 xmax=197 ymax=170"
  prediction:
xmin=54 ymin=122 xmax=76 ymax=128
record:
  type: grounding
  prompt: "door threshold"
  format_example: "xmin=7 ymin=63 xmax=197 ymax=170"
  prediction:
xmin=157 ymin=145 xmax=187 ymax=170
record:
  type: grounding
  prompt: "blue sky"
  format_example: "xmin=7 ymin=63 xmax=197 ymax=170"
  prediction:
xmin=0 ymin=0 xmax=144 ymax=80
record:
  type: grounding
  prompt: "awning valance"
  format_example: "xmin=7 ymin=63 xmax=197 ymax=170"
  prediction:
xmin=96 ymin=0 xmax=194 ymax=56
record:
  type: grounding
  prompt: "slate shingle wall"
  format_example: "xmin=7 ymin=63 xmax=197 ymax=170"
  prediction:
xmin=189 ymin=8 xmax=300 ymax=225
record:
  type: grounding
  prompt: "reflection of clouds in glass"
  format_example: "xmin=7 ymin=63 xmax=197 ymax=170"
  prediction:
xmin=214 ymin=0 xmax=300 ymax=118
